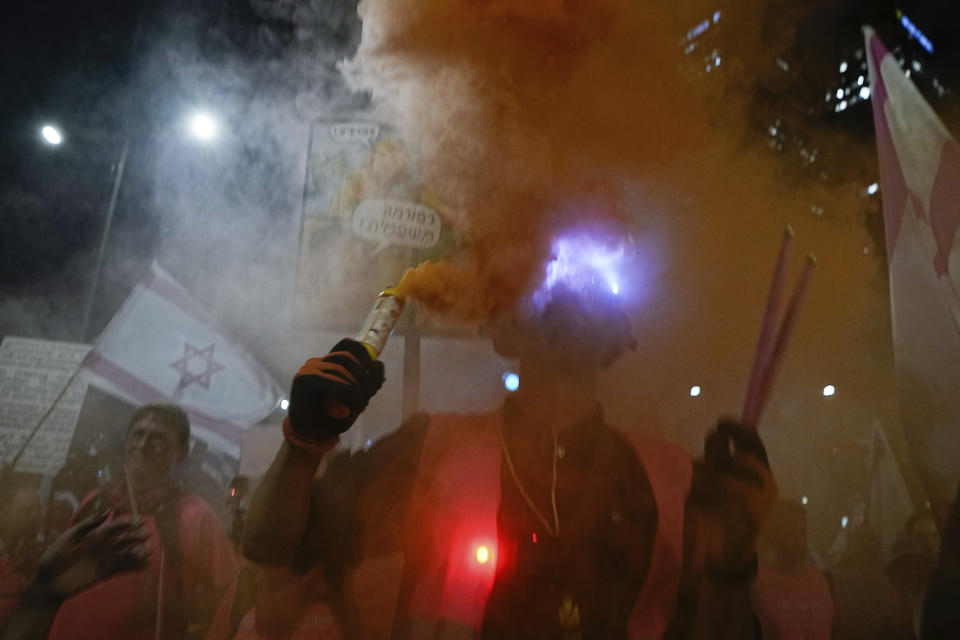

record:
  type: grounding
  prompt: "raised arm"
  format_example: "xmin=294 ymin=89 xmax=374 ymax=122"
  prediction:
xmin=667 ymin=421 xmax=776 ymax=639
xmin=243 ymin=339 xmax=385 ymax=565
xmin=243 ymin=442 xmax=330 ymax=565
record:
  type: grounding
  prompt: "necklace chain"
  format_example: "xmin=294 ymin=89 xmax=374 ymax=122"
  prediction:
xmin=499 ymin=425 xmax=560 ymax=537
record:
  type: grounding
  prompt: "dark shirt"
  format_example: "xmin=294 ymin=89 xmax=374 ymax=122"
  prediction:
xmin=482 ymin=402 xmax=658 ymax=639
xmin=314 ymin=400 xmax=659 ymax=639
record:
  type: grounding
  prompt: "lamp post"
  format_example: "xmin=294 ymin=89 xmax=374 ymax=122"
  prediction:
xmin=78 ymin=109 xmax=221 ymax=341
xmin=79 ymin=137 xmax=130 ymax=342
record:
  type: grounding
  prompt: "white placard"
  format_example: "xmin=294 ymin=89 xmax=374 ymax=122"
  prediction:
xmin=352 ymin=198 xmax=442 ymax=253
xmin=0 ymin=337 xmax=90 ymax=474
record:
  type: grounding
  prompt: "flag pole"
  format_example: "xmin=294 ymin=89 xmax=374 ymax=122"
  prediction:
xmin=742 ymin=226 xmax=794 ymax=426
xmin=80 ymin=137 xmax=130 ymax=342
xmin=745 ymin=253 xmax=817 ymax=427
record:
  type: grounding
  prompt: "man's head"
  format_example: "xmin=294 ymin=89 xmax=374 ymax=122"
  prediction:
xmin=490 ymin=281 xmax=635 ymax=373
xmin=490 ymin=228 xmax=636 ymax=372
xmin=124 ymin=404 xmax=190 ymax=482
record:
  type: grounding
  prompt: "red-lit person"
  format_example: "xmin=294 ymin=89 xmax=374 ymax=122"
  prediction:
xmin=244 ymin=277 xmax=776 ymax=639
xmin=750 ymin=500 xmax=833 ymax=639
xmin=45 ymin=405 xmax=238 ymax=640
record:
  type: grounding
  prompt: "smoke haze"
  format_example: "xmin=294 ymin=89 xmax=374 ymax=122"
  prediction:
xmin=334 ymin=0 xmax=908 ymax=550
xmin=345 ymin=0 xmax=717 ymax=319
xmin=0 ymin=0 xmax=928 ymax=553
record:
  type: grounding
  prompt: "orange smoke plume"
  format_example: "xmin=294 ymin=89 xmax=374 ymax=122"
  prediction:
xmin=342 ymin=0 xmax=710 ymax=322
xmin=396 ymin=262 xmax=484 ymax=321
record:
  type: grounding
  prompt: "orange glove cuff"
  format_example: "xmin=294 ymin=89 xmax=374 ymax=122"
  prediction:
xmin=282 ymin=416 xmax=339 ymax=456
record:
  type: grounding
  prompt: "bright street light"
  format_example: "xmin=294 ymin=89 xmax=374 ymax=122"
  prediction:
xmin=41 ymin=125 xmax=63 ymax=145
xmin=823 ymin=384 xmax=836 ymax=397
xmin=689 ymin=385 xmax=701 ymax=397
xmin=188 ymin=111 xmax=218 ymax=141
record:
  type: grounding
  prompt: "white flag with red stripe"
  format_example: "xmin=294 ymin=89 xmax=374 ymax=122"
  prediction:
xmin=865 ymin=26 xmax=960 ymax=507
xmin=82 ymin=263 xmax=283 ymax=457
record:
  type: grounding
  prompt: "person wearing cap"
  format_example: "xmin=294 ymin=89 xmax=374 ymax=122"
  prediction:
xmin=244 ymin=279 xmax=776 ymax=639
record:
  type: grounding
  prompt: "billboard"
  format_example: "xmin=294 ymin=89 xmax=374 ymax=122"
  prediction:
xmin=293 ymin=119 xmax=457 ymax=331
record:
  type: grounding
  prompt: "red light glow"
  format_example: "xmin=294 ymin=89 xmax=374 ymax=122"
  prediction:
xmin=475 ymin=545 xmax=490 ymax=564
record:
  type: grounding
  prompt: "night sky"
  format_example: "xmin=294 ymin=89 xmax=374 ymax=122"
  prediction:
xmin=1 ymin=0 xmax=361 ymax=335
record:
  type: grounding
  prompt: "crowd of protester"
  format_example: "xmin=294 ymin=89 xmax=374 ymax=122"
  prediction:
xmin=1 ymin=414 xmax=959 ymax=638
xmin=1 ymin=290 xmax=960 ymax=639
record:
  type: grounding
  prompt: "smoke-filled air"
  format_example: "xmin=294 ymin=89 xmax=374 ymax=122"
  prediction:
xmin=343 ymin=0 xmax=825 ymax=325
xmin=342 ymin=0 xmax=707 ymax=319
xmin=6 ymin=1 xmax=960 ymax=638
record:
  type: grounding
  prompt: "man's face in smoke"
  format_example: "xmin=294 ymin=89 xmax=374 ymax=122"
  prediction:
xmin=124 ymin=416 xmax=188 ymax=481
xmin=493 ymin=283 xmax=634 ymax=371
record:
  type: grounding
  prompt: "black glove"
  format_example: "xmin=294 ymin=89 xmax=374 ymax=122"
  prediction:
xmin=692 ymin=419 xmax=776 ymax=584
xmin=29 ymin=513 xmax=149 ymax=602
xmin=286 ymin=339 xmax=386 ymax=446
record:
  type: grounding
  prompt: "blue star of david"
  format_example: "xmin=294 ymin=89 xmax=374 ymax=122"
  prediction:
xmin=170 ymin=343 xmax=225 ymax=390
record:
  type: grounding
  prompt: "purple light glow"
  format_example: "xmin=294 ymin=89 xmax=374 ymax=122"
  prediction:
xmin=534 ymin=232 xmax=629 ymax=306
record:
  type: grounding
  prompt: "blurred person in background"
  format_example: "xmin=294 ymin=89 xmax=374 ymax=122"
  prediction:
xmin=225 ymin=476 xmax=250 ymax=549
xmin=828 ymin=526 xmax=895 ymax=640
xmin=206 ymin=472 xmax=357 ymax=640
xmin=244 ymin=275 xmax=777 ymax=639
xmin=43 ymin=404 xmax=237 ymax=640
xmin=750 ymin=500 xmax=833 ymax=639
xmin=922 ymin=480 xmax=960 ymax=638
xmin=882 ymin=510 xmax=940 ymax=640
xmin=0 ymin=479 xmax=42 ymax=629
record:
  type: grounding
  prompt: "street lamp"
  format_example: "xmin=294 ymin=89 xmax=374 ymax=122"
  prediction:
xmin=188 ymin=111 xmax=218 ymax=141
xmin=41 ymin=125 xmax=63 ymax=145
